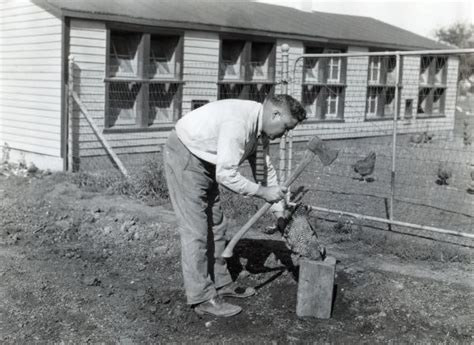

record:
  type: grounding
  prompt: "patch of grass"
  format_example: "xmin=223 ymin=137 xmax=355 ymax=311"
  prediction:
xmin=69 ymin=157 xmax=169 ymax=204
xmin=350 ymin=224 xmax=471 ymax=264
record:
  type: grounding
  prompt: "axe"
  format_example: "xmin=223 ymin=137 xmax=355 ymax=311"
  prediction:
xmin=221 ymin=136 xmax=338 ymax=258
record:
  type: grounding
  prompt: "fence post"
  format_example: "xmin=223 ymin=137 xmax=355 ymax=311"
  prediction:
xmin=390 ymin=53 xmax=401 ymax=222
xmin=67 ymin=55 xmax=79 ymax=172
xmin=279 ymin=43 xmax=290 ymax=183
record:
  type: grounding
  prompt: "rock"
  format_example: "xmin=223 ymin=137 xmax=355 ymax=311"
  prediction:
xmin=378 ymin=311 xmax=387 ymax=318
xmin=27 ymin=163 xmax=38 ymax=174
xmin=264 ymin=252 xmax=282 ymax=269
xmin=83 ymin=276 xmax=101 ymax=286
xmin=149 ymin=305 xmax=157 ymax=313
xmin=132 ymin=232 xmax=140 ymax=241
xmin=102 ymin=225 xmax=112 ymax=234
xmin=154 ymin=245 xmax=168 ymax=255
xmin=238 ymin=269 xmax=251 ymax=279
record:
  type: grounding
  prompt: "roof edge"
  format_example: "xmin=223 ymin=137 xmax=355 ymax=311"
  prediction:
xmin=57 ymin=8 xmax=446 ymax=51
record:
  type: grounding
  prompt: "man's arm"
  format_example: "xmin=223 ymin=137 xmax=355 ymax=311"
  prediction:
xmin=215 ymin=122 xmax=286 ymax=203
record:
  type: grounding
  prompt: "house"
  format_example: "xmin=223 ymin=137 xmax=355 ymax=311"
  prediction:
xmin=0 ymin=0 xmax=458 ymax=171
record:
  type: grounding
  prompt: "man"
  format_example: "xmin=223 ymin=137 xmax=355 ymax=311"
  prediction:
xmin=163 ymin=94 xmax=307 ymax=317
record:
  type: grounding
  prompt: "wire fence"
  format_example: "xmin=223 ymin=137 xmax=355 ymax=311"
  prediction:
xmin=67 ymin=48 xmax=474 ymax=243
xmin=281 ymin=50 xmax=474 ymax=243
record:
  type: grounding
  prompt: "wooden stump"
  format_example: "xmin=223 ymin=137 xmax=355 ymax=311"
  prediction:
xmin=296 ymin=256 xmax=336 ymax=319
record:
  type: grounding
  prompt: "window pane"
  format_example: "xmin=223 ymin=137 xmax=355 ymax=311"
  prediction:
xmin=384 ymin=89 xmax=395 ymax=116
xmin=221 ymin=40 xmax=245 ymax=80
xmin=304 ymin=47 xmax=323 ymax=83
xmin=386 ymin=56 xmax=397 ymax=84
xmin=218 ymin=83 xmax=245 ymax=99
xmin=248 ymin=83 xmax=274 ymax=103
xmin=326 ymin=89 xmax=338 ymax=117
xmin=149 ymin=83 xmax=180 ymax=124
xmin=419 ymin=56 xmax=432 ymax=84
xmin=109 ymin=31 xmax=141 ymax=77
xmin=432 ymin=88 xmax=445 ymax=114
xmin=149 ymin=35 xmax=180 ymax=79
xmin=369 ymin=57 xmax=381 ymax=83
xmin=417 ymin=88 xmax=430 ymax=114
xmin=302 ymin=85 xmax=320 ymax=118
xmin=108 ymin=82 xmax=141 ymax=126
xmin=250 ymin=42 xmax=274 ymax=81
xmin=434 ymin=57 xmax=447 ymax=84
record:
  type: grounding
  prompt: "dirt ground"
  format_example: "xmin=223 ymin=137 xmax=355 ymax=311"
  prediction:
xmin=0 ymin=166 xmax=473 ymax=344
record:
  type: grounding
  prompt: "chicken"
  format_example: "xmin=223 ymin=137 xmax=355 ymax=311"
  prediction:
xmin=409 ymin=133 xmax=424 ymax=144
xmin=409 ymin=131 xmax=433 ymax=144
xmin=281 ymin=204 xmax=325 ymax=261
xmin=436 ymin=163 xmax=452 ymax=185
xmin=423 ymin=131 xmax=434 ymax=143
xmin=270 ymin=203 xmax=325 ymax=261
xmin=352 ymin=151 xmax=376 ymax=182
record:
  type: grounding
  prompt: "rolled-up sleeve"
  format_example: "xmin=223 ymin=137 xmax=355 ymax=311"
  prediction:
xmin=215 ymin=121 xmax=260 ymax=196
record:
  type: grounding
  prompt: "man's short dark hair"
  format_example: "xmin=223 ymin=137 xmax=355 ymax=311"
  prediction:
xmin=269 ymin=94 xmax=307 ymax=122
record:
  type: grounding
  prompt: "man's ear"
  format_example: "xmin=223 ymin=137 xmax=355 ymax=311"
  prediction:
xmin=272 ymin=109 xmax=281 ymax=119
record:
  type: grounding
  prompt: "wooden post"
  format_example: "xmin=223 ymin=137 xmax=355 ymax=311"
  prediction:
xmin=67 ymin=55 xmax=80 ymax=172
xmin=296 ymin=256 xmax=336 ymax=319
xmin=72 ymin=91 xmax=129 ymax=177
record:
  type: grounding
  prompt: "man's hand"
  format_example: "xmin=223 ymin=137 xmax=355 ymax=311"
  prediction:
xmin=256 ymin=185 xmax=288 ymax=203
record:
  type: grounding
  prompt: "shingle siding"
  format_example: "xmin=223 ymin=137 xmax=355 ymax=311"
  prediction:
xmin=182 ymin=31 xmax=220 ymax=114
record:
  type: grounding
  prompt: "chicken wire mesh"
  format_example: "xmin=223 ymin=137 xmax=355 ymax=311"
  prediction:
xmin=67 ymin=49 xmax=473 ymax=242
xmin=283 ymin=51 xmax=474 ymax=243
xmin=67 ymin=58 xmax=279 ymax=173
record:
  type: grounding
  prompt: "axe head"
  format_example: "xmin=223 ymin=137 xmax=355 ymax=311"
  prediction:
xmin=307 ymin=136 xmax=339 ymax=166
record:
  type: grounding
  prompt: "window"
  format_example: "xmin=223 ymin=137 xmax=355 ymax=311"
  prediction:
xmin=219 ymin=38 xmax=276 ymax=102
xmin=366 ymin=87 xmax=396 ymax=119
xmin=191 ymin=100 xmax=209 ymax=110
xmin=106 ymin=29 xmax=183 ymax=130
xmin=220 ymin=40 xmax=245 ymax=80
xmin=366 ymin=55 xmax=398 ymax=120
xmin=304 ymin=47 xmax=324 ymax=83
xmin=302 ymin=85 xmax=344 ymax=120
xmin=302 ymin=46 xmax=346 ymax=120
xmin=367 ymin=88 xmax=378 ymax=116
xmin=417 ymin=55 xmax=447 ymax=117
xmin=326 ymin=49 xmax=342 ymax=83
xmin=420 ymin=56 xmax=447 ymax=85
xmin=368 ymin=56 xmax=397 ymax=85
xmin=419 ymin=88 xmax=445 ymax=115
xmin=368 ymin=57 xmax=381 ymax=83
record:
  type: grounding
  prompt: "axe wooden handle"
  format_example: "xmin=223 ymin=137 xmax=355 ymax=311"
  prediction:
xmin=221 ymin=138 xmax=334 ymax=258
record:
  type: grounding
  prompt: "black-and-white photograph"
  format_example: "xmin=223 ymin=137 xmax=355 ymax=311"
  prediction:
xmin=0 ymin=0 xmax=473 ymax=343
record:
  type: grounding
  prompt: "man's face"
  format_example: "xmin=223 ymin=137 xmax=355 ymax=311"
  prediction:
xmin=263 ymin=106 xmax=299 ymax=140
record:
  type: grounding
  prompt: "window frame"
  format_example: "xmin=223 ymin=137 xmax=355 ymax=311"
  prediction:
xmin=326 ymin=49 xmax=342 ymax=83
xmin=218 ymin=35 xmax=276 ymax=102
xmin=104 ymin=25 xmax=184 ymax=132
xmin=368 ymin=56 xmax=382 ymax=84
xmin=416 ymin=55 xmax=448 ymax=118
xmin=365 ymin=53 xmax=399 ymax=121
xmin=301 ymin=45 xmax=347 ymax=122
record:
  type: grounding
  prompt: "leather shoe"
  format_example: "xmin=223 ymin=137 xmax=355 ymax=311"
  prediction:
xmin=193 ymin=296 xmax=242 ymax=317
